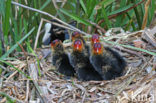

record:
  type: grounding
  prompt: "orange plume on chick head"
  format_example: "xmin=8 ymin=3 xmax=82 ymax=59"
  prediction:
xmin=51 ymin=39 xmax=62 ymax=50
xmin=92 ymin=42 xmax=103 ymax=55
xmin=73 ymin=39 xmax=84 ymax=52
xmin=72 ymin=32 xmax=82 ymax=41
xmin=91 ymin=34 xmax=100 ymax=45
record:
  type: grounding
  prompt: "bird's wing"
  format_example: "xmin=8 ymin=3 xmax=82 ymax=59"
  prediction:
xmin=105 ymin=47 xmax=127 ymax=69
xmin=101 ymin=65 xmax=112 ymax=74
xmin=89 ymin=56 xmax=102 ymax=73
xmin=89 ymin=56 xmax=95 ymax=68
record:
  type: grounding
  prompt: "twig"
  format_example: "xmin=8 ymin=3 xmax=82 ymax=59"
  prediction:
xmin=17 ymin=42 xmax=27 ymax=58
xmin=0 ymin=64 xmax=8 ymax=71
xmin=114 ymin=74 xmax=136 ymax=97
xmin=81 ymin=92 xmax=86 ymax=103
xmin=34 ymin=18 xmax=44 ymax=50
xmin=25 ymin=80 xmax=29 ymax=102
xmin=5 ymin=70 xmax=21 ymax=82
xmin=11 ymin=1 xmax=90 ymax=36
xmin=88 ymin=20 xmax=106 ymax=33
xmin=28 ymin=63 xmax=46 ymax=103
xmin=103 ymin=30 xmax=144 ymax=41
xmin=141 ymin=0 xmax=151 ymax=29
xmin=51 ymin=0 xmax=67 ymax=17
xmin=42 ymin=18 xmax=76 ymax=32
xmin=143 ymin=29 xmax=156 ymax=48
xmin=0 ymin=97 xmax=6 ymax=103
xmin=60 ymin=0 xmax=67 ymax=8
xmin=51 ymin=0 xmax=59 ymax=10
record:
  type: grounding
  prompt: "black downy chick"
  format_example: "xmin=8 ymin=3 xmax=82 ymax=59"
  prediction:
xmin=90 ymin=42 xmax=127 ymax=80
xmin=51 ymin=39 xmax=75 ymax=77
xmin=68 ymin=39 xmax=103 ymax=81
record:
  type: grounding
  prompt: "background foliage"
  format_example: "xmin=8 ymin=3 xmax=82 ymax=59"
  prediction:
xmin=0 ymin=0 xmax=155 ymax=57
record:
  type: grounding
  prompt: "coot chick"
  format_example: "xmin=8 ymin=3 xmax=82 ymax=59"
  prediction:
xmin=68 ymin=39 xmax=103 ymax=81
xmin=51 ymin=39 xmax=75 ymax=77
xmin=90 ymin=42 xmax=126 ymax=80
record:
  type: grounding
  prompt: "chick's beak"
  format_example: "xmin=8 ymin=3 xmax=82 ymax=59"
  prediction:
xmin=93 ymin=47 xmax=102 ymax=55
xmin=76 ymin=45 xmax=79 ymax=49
xmin=96 ymin=48 xmax=99 ymax=53
xmin=73 ymin=43 xmax=82 ymax=52
xmin=74 ymin=44 xmax=81 ymax=50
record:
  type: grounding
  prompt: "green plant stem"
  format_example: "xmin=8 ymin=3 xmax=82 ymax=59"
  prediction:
xmin=131 ymin=0 xmax=142 ymax=29
xmin=126 ymin=12 xmax=136 ymax=31
xmin=0 ymin=27 xmax=35 ymax=59
xmin=102 ymin=40 xmax=156 ymax=56
xmin=0 ymin=16 xmax=6 ymax=55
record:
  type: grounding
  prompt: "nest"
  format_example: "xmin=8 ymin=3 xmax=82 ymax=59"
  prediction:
xmin=0 ymin=27 xmax=156 ymax=103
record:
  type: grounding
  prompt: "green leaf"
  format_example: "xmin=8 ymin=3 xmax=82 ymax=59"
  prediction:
xmin=148 ymin=0 xmax=155 ymax=25
xmin=131 ymin=0 xmax=141 ymax=29
xmin=108 ymin=3 xmax=134 ymax=16
xmin=0 ymin=0 xmax=5 ymax=16
xmin=86 ymin=0 xmax=97 ymax=18
xmin=0 ymin=92 xmax=16 ymax=103
xmin=79 ymin=0 xmax=87 ymax=14
xmin=3 ymin=0 xmax=11 ymax=36
xmin=32 ymin=0 xmax=51 ymax=21
xmin=24 ymin=18 xmax=28 ymax=34
xmin=12 ymin=19 xmax=18 ymax=44
xmin=60 ymin=8 xmax=92 ymax=26
xmin=102 ymin=5 xmax=112 ymax=29
xmin=115 ymin=0 xmax=127 ymax=27
xmin=0 ymin=27 xmax=35 ymax=59
xmin=57 ymin=9 xmax=66 ymax=21
xmin=98 ymin=0 xmax=115 ymax=8
xmin=126 ymin=12 xmax=136 ymax=31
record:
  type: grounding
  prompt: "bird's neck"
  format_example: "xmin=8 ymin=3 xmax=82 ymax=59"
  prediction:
xmin=53 ymin=48 xmax=64 ymax=55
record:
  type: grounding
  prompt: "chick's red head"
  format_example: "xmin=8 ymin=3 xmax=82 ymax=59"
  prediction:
xmin=91 ymin=34 xmax=100 ymax=45
xmin=72 ymin=32 xmax=81 ymax=41
xmin=93 ymin=42 xmax=103 ymax=55
xmin=51 ymin=39 xmax=62 ymax=50
xmin=73 ymin=39 xmax=83 ymax=52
